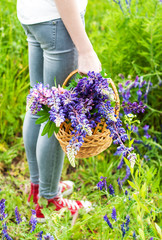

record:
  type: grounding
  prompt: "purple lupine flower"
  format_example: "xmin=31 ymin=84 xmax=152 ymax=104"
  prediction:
xmin=15 ymin=206 xmax=22 ymax=224
xmin=123 ymin=90 xmax=131 ymax=101
xmin=37 ymin=231 xmax=43 ymax=240
xmin=144 ymin=80 xmax=152 ymax=102
xmin=134 ymin=76 xmax=139 ymax=87
xmin=117 ymin=177 xmax=122 ymax=189
xmin=144 ymin=155 xmax=150 ymax=161
xmin=111 ymin=207 xmax=117 ymax=221
xmin=117 ymin=157 xmax=125 ymax=169
xmin=29 ymin=209 xmax=37 ymax=233
xmin=121 ymin=223 xmax=126 ymax=237
xmin=97 ymin=177 xmax=107 ymax=191
xmin=143 ymin=125 xmax=149 ymax=132
xmin=0 ymin=199 xmax=7 ymax=221
xmin=44 ymin=233 xmax=55 ymax=239
xmin=2 ymin=222 xmax=13 ymax=240
xmin=143 ymin=125 xmax=151 ymax=138
xmin=103 ymin=214 xmax=113 ymax=229
xmin=118 ymin=73 xmax=125 ymax=79
xmin=125 ymin=190 xmax=128 ymax=195
xmin=125 ymin=215 xmax=130 ymax=231
xmin=150 ymin=238 xmax=153 ymax=240
xmin=108 ymin=184 xmax=115 ymax=196
xmin=133 ymin=231 xmax=137 ymax=239
xmin=137 ymin=89 xmax=142 ymax=101
xmin=125 ymin=80 xmax=131 ymax=86
xmin=133 ymin=126 xmax=138 ymax=133
xmin=121 ymin=165 xmax=131 ymax=183
xmin=122 ymin=101 xmax=147 ymax=114
xmin=144 ymin=132 xmax=151 ymax=138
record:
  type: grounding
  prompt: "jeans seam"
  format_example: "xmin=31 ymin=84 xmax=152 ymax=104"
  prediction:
xmin=49 ymin=139 xmax=59 ymax=197
xmin=52 ymin=21 xmax=56 ymax=49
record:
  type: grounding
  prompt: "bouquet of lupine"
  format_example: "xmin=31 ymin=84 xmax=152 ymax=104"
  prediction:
xmin=27 ymin=71 xmax=120 ymax=167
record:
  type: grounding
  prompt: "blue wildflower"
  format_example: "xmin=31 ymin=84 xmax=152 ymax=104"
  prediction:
xmin=0 ymin=199 xmax=7 ymax=221
xmin=111 ymin=207 xmax=117 ymax=221
xmin=133 ymin=126 xmax=138 ymax=133
xmin=117 ymin=157 xmax=125 ymax=169
xmin=37 ymin=231 xmax=43 ymax=240
xmin=143 ymin=125 xmax=151 ymax=138
xmin=97 ymin=177 xmax=107 ymax=191
xmin=137 ymin=89 xmax=142 ymax=101
xmin=44 ymin=233 xmax=55 ymax=239
xmin=125 ymin=215 xmax=130 ymax=231
xmin=108 ymin=184 xmax=115 ymax=196
xmin=117 ymin=177 xmax=123 ymax=189
xmin=143 ymin=125 xmax=149 ymax=132
xmin=125 ymin=190 xmax=128 ymax=195
xmin=122 ymin=101 xmax=147 ymax=114
xmin=103 ymin=214 xmax=113 ymax=229
xmin=118 ymin=73 xmax=125 ymax=79
xmin=144 ymin=155 xmax=149 ymax=161
xmin=15 ymin=206 xmax=22 ymax=224
xmin=121 ymin=165 xmax=131 ymax=183
xmin=2 ymin=222 xmax=13 ymax=240
xmin=144 ymin=80 xmax=152 ymax=102
xmin=29 ymin=209 xmax=37 ymax=233
xmin=133 ymin=231 xmax=137 ymax=239
xmin=121 ymin=223 xmax=126 ymax=237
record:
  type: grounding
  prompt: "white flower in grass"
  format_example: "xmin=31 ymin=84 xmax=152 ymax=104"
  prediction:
xmin=128 ymin=153 xmax=137 ymax=168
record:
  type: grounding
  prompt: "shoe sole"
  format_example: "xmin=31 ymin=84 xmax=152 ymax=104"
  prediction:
xmin=61 ymin=181 xmax=74 ymax=197
xmin=36 ymin=217 xmax=46 ymax=223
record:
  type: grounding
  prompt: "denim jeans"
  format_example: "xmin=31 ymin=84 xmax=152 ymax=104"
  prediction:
xmin=22 ymin=15 xmax=84 ymax=199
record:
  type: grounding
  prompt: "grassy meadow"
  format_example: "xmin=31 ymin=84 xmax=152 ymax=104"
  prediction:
xmin=0 ymin=0 xmax=162 ymax=239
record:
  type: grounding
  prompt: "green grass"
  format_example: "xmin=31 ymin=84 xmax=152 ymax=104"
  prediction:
xmin=0 ymin=0 xmax=162 ymax=239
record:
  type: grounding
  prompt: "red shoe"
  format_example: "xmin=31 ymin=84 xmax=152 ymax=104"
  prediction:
xmin=27 ymin=183 xmax=39 ymax=204
xmin=28 ymin=181 xmax=74 ymax=204
xmin=36 ymin=196 xmax=92 ymax=221
xmin=59 ymin=180 xmax=74 ymax=197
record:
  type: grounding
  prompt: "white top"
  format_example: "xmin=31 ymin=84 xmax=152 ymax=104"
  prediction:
xmin=17 ymin=0 xmax=88 ymax=25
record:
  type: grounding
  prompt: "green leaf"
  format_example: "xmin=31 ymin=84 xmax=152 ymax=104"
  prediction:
xmin=35 ymin=114 xmax=50 ymax=124
xmin=139 ymin=228 xmax=145 ymax=240
xmin=124 ymin=157 xmax=131 ymax=168
xmin=41 ymin=120 xmax=51 ymax=136
xmin=127 ymin=180 xmax=137 ymax=190
xmin=154 ymin=223 xmax=162 ymax=239
xmin=48 ymin=121 xmax=60 ymax=138
xmin=129 ymin=138 xmax=134 ymax=147
xmin=140 ymin=182 xmax=147 ymax=199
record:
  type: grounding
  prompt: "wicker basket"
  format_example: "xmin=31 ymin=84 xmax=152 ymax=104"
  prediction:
xmin=55 ymin=69 xmax=120 ymax=158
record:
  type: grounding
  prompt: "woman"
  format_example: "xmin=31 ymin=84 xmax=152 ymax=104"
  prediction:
xmin=17 ymin=0 xmax=101 ymax=221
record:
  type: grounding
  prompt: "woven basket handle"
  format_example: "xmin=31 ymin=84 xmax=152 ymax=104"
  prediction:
xmin=63 ymin=69 xmax=120 ymax=116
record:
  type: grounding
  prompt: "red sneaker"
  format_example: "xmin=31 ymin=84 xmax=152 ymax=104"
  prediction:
xmin=28 ymin=181 xmax=74 ymax=204
xmin=36 ymin=196 xmax=92 ymax=221
xmin=59 ymin=180 xmax=74 ymax=197
xmin=27 ymin=183 xmax=39 ymax=204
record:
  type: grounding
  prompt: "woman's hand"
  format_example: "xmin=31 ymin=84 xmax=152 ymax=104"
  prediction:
xmin=78 ymin=49 xmax=102 ymax=75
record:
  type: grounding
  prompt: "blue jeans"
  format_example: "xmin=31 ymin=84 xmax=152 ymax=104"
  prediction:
xmin=22 ymin=15 xmax=84 ymax=199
